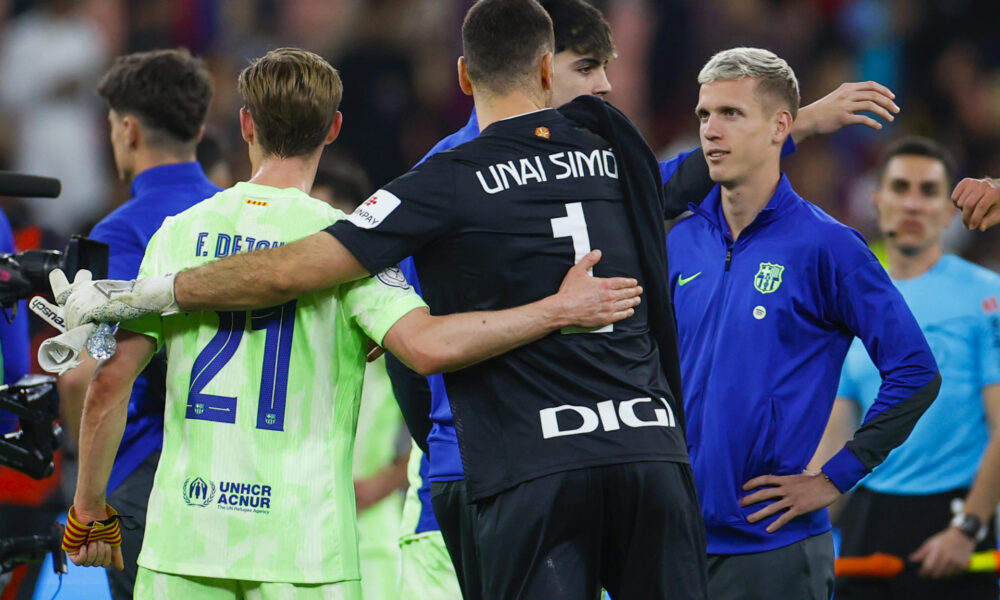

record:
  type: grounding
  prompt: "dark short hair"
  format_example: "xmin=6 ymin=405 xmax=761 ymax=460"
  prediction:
xmin=97 ymin=48 xmax=213 ymax=146
xmin=876 ymin=137 xmax=957 ymax=188
xmin=462 ymin=0 xmax=555 ymax=95
xmin=540 ymin=0 xmax=616 ymax=62
xmin=238 ymin=48 xmax=343 ymax=159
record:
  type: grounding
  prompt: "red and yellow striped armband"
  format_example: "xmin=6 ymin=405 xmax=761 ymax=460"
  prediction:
xmin=62 ymin=504 xmax=123 ymax=553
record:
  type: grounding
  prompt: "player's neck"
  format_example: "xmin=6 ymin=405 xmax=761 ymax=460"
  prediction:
xmin=474 ymin=90 xmax=548 ymax=132
xmin=248 ymin=153 xmax=320 ymax=194
xmin=131 ymin=147 xmax=195 ymax=180
xmin=886 ymin=243 xmax=943 ymax=280
xmin=719 ymin=168 xmax=780 ymax=241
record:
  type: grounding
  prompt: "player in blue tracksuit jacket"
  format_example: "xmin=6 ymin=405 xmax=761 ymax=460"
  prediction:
xmin=667 ymin=48 xmax=939 ymax=600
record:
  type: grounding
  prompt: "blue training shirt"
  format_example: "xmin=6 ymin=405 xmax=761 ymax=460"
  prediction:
xmin=838 ymin=254 xmax=1000 ymax=495
xmin=668 ymin=175 xmax=939 ymax=554
xmin=90 ymin=162 xmax=220 ymax=492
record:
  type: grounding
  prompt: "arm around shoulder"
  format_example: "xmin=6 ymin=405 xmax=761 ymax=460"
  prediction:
xmin=63 ymin=231 xmax=371 ymax=328
xmin=792 ymin=81 xmax=898 ymax=141
xmin=175 ymin=231 xmax=368 ymax=311
xmin=381 ymin=250 xmax=642 ymax=375
xmin=381 ymin=301 xmax=563 ymax=376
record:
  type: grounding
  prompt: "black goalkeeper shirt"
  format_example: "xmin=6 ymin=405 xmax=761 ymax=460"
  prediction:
xmin=326 ymin=108 xmax=689 ymax=500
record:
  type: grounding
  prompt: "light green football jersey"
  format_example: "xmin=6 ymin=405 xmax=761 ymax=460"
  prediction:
xmin=398 ymin=448 xmax=460 ymax=600
xmin=398 ymin=447 xmax=425 ymax=542
xmin=354 ymin=356 xmax=406 ymax=599
xmin=124 ymin=182 xmax=426 ymax=584
xmin=352 ymin=355 xmax=404 ymax=481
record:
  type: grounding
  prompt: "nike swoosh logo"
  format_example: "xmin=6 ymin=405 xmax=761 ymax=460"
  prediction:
xmin=678 ymin=272 xmax=702 ymax=286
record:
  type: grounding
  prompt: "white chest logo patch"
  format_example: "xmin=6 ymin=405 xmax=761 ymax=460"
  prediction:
xmin=347 ymin=189 xmax=401 ymax=229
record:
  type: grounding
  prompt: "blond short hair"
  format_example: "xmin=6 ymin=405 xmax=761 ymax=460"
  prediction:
xmin=698 ymin=47 xmax=799 ymax=118
xmin=238 ymin=48 xmax=343 ymax=158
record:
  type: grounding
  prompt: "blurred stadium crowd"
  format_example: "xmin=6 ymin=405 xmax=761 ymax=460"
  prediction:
xmin=1 ymin=0 xmax=999 ymax=261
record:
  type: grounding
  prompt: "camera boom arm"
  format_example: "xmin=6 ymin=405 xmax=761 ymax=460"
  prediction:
xmin=0 ymin=523 xmax=67 ymax=576
xmin=0 ymin=375 xmax=59 ymax=479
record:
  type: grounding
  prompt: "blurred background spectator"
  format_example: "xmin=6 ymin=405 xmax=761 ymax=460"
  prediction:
xmin=0 ymin=0 xmax=112 ymax=236
xmin=0 ymin=0 xmax=996 ymax=264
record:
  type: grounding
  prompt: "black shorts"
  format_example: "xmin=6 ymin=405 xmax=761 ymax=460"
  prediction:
xmin=430 ymin=479 xmax=484 ymax=600
xmin=474 ymin=461 xmax=707 ymax=600
xmin=836 ymin=486 xmax=998 ymax=600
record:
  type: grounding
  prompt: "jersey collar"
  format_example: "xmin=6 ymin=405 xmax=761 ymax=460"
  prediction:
xmin=480 ymin=108 xmax=560 ymax=136
xmin=691 ymin=174 xmax=800 ymax=239
xmin=130 ymin=162 xmax=212 ymax=199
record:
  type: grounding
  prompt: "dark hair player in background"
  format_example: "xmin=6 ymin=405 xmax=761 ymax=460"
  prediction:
xmin=53 ymin=47 xmax=219 ymax=599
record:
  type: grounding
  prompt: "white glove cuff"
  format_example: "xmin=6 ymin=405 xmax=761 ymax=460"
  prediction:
xmin=137 ymin=273 xmax=180 ymax=316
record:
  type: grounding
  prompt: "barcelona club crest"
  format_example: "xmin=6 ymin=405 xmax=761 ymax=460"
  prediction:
xmin=754 ymin=262 xmax=785 ymax=294
xmin=183 ymin=477 xmax=216 ymax=507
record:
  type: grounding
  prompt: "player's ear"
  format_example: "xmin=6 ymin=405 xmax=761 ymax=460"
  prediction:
xmin=457 ymin=56 xmax=473 ymax=96
xmin=772 ymin=109 xmax=793 ymax=144
xmin=122 ymin=115 xmax=140 ymax=149
xmin=239 ymin=107 xmax=254 ymax=144
xmin=194 ymin=124 xmax=206 ymax=144
xmin=325 ymin=112 xmax=343 ymax=145
xmin=540 ymin=51 xmax=553 ymax=92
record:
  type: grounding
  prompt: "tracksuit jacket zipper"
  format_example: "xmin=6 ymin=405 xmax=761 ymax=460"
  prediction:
xmin=686 ymin=202 xmax=770 ymax=458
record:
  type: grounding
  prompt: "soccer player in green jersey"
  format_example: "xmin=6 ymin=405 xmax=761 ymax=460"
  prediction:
xmin=353 ymin=355 xmax=410 ymax=600
xmin=58 ymin=47 xmax=641 ymax=599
